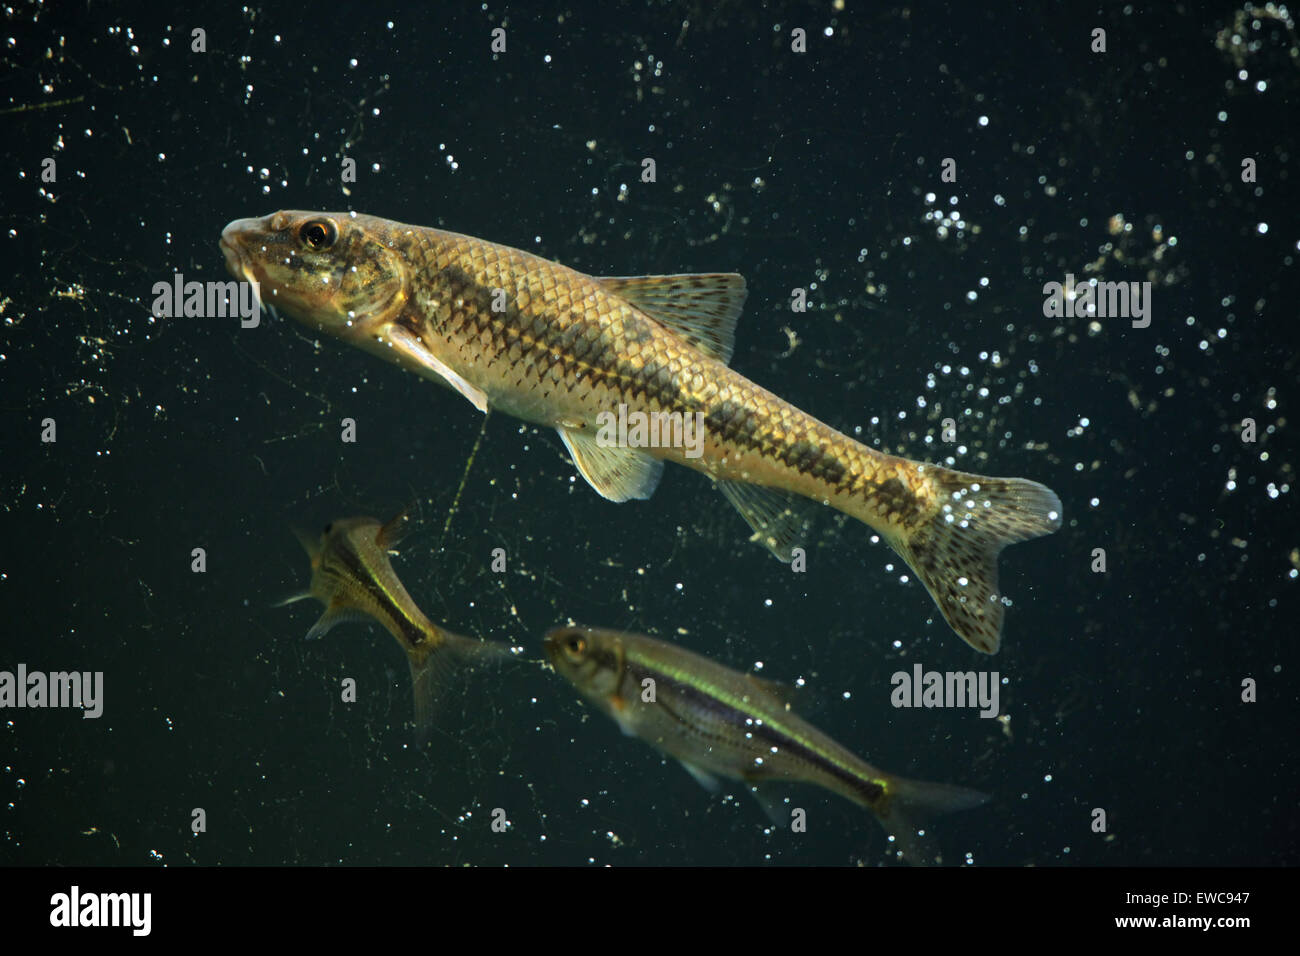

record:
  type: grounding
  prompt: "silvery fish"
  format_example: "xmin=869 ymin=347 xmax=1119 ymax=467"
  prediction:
xmin=545 ymin=624 xmax=988 ymax=864
xmin=277 ymin=511 xmax=507 ymax=744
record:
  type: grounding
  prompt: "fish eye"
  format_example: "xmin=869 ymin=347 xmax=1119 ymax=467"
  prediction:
xmin=564 ymin=634 xmax=587 ymax=657
xmin=299 ymin=219 xmax=338 ymax=250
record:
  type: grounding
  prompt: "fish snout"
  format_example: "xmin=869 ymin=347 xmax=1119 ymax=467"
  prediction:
xmin=219 ymin=217 xmax=263 ymax=280
xmin=541 ymin=627 xmax=567 ymax=663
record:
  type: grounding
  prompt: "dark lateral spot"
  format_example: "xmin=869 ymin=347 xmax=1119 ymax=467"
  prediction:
xmin=638 ymin=358 xmax=668 ymax=384
xmin=875 ymin=476 xmax=914 ymax=517
xmin=858 ymin=778 xmax=886 ymax=804
xmin=610 ymin=357 xmax=678 ymax=406
xmin=706 ymin=399 xmax=757 ymax=441
xmin=782 ymin=439 xmax=846 ymax=485
xmin=822 ymin=457 xmax=848 ymax=486
xmin=623 ymin=322 xmax=653 ymax=345
xmin=569 ymin=332 xmax=593 ymax=361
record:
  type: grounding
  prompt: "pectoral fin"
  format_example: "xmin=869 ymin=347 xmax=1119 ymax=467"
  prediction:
xmin=386 ymin=324 xmax=489 ymax=413
xmin=559 ymin=426 xmax=664 ymax=502
xmin=272 ymin=589 xmax=315 ymax=608
xmin=612 ymin=709 xmax=638 ymax=737
xmin=303 ymin=605 xmax=369 ymax=641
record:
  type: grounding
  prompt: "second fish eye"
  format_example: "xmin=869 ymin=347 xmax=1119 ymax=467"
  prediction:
xmin=299 ymin=219 xmax=338 ymax=250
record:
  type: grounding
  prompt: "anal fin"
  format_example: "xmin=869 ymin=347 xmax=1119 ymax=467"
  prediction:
xmin=717 ymin=480 xmax=816 ymax=561
xmin=678 ymin=759 xmax=723 ymax=794
xmin=745 ymin=783 xmax=790 ymax=828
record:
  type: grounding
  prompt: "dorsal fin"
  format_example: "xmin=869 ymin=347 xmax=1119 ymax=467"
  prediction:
xmin=377 ymin=506 xmax=417 ymax=550
xmin=289 ymin=525 xmax=322 ymax=561
xmin=744 ymin=673 xmax=799 ymax=710
xmin=598 ymin=273 xmax=746 ymax=364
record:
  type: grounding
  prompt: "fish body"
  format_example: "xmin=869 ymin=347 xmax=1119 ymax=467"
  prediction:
xmin=224 ymin=210 xmax=1063 ymax=653
xmin=278 ymin=511 xmax=505 ymax=743
xmin=544 ymin=625 xmax=988 ymax=863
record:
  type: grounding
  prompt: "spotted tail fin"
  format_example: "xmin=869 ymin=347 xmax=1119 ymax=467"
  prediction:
xmin=894 ymin=468 xmax=1062 ymax=653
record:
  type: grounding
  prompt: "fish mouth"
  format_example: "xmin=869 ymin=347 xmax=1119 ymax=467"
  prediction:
xmin=218 ymin=237 xmax=243 ymax=279
xmin=219 ymin=218 xmax=258 ymax=281
xmin=219 ymin=239 xmax=245 ymax=281
xmin=220 ymin=218 xmax=272 ymax=318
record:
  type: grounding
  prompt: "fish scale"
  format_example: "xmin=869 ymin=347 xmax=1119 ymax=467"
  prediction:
xmin=408 ymin=226 xmax=889 ymax=498
xmin=222 ymin=210 xmax=1063 ymax=653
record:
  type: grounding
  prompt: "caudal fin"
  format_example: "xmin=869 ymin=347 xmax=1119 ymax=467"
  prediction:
xmin=874 ymin=774 xmax=990 ymax=866
xmin=894 ymin=467 xmax=1062 ymax=654
xmin=407 ymin=631 xmax=513 ymax=747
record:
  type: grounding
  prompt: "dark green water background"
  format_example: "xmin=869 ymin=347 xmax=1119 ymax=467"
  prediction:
xmin=1 ymin=0 xmax=1295 ymax=865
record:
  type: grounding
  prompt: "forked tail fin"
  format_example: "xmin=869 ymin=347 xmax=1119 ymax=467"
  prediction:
xmin=873 ymin=774 xmax=990 ymax=866
xmin=406 ymin=630 xmax=513 ymax=748
xmin=893 ymin=467 xmax=1062 ymax=653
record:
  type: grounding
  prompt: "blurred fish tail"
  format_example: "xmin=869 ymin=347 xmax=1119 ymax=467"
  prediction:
xmin=406 ymin=629 xmax=512 ymax=747
xmin=869 ymin=774 xmax=990 ymax=866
